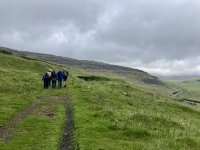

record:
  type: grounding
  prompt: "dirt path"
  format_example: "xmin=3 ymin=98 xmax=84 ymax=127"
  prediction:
xmin=60 ymin=96 xmax=77 ymax=150
xmin=0 ymin=94 xmax=78 ymax=149
xmin=0 ymin=97 xmax=42 ymax=141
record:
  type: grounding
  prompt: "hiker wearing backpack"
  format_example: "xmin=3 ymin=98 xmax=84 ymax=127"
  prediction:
xmin=63 ymin=70 xmax=69 ymax=87
xmin=51 ymin=71 xmax=57 ymax=89
xmin=47 ymin=69 xmax=52 ymax=87
xmin=42 ymin=72 xmax=49 ymax=89
xmin=57 ymin=71 xmax=63 ymax=88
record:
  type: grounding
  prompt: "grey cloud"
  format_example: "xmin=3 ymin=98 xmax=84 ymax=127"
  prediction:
xmin=1 ymin=0 xmax=200 ymax=76
xmin=95 ymin=0 xmax=200 ymax=60
xmin=0 ymin=0 xmax=103 ymax=31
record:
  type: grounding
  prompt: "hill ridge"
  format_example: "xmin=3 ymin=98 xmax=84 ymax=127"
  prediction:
xmin=0 ymin=46 xmax=161 ymax=85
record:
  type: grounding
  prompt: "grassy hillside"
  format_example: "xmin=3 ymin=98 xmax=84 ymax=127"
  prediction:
xmin=69 ymin=76 xmax=200 ymax=149
xmin=0 ymin=53 xmax=67 ymax=149
xmin=0 ymin=52 xmax=200 ymax=149
xmin=0 ymin=46 xmax=168 ymax=92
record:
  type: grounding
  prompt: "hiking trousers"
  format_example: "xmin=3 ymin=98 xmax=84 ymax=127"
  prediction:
xmin=63 ymin=81 xmax=66 ymax=87
xmin=52 ymin=80 xmax=56 ymax=88
xmin=44 ymin=79 xmax=49 ymax=89
xmin=63 ymin=78 xmax=67 ymax=87
xmin=58 ymin=79 xmax=62 ymax=88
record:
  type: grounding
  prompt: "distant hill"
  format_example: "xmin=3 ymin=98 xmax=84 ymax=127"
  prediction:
xmin=0 ymin=46 xmax=162 ymax=86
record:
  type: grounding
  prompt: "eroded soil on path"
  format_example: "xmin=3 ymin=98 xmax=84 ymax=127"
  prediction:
xmin=60 ymin=95 xmax=77 ymax=150
xmin=0 ymin=97 xmax=42 ymax=141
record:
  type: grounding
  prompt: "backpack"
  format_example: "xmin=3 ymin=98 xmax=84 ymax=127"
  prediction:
xmin=63 ymin=71 xmax=69 ymax=77
xmin=47 ymin=71 xmax=52 ymax=78
xmin=66 ymin=71 xmax=69 ymax=77
xmin=44 ymin=72 xmax=49 ymax=80
xmin=57 ymin=71 xmax=63 ymax=79
xmin=52 ymin=72 xmax=57 ymax=80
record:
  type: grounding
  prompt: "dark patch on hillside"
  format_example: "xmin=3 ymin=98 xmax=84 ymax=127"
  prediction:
xmin=172 ymin=91 xmax=180 ymax=95
xmin=20 ymin=56 xmax=37 ymax=61
xmin=77 ymin=75 xmax=111 ymax=81
xmin=143 ymin=76 xmax=162 ymax=85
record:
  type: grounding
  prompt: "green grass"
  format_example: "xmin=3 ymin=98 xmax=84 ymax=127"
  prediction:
xmin=68 ymin=76 xmax=200 ymax=149
xmin=0 ymin=95 xmax=66 ymax=150
xmin=1 ymin=53 xmax=200 ymax=149
xmin=0 ymin=53 xmax=52 ymax=125
xmin=0 ymin=53 xmax=67 ymax=149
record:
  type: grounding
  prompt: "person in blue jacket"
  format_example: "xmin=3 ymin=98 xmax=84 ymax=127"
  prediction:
xmin=57 ymin=71 xmax=63 ymax=88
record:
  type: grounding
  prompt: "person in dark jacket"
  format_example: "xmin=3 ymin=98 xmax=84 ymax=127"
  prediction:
xmin=42 ymin=72 xmax=49 ymax=89
xmin=57 ymin=71 xmax=63 ymax=88
xmin=47 ymin=69 xmax=52 ymax=87
xmin=63 ymin=70 xmax=69 ymax=87
xmin=51 ymin=71 xmax=57 ymax=89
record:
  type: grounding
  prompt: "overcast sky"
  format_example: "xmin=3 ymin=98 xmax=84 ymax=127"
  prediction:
xmin=1 ymin=0 xmax=200 ymax=76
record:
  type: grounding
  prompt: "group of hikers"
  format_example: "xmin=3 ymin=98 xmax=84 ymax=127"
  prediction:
xmin=42 ymin=68 xmax=69 ymax=89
